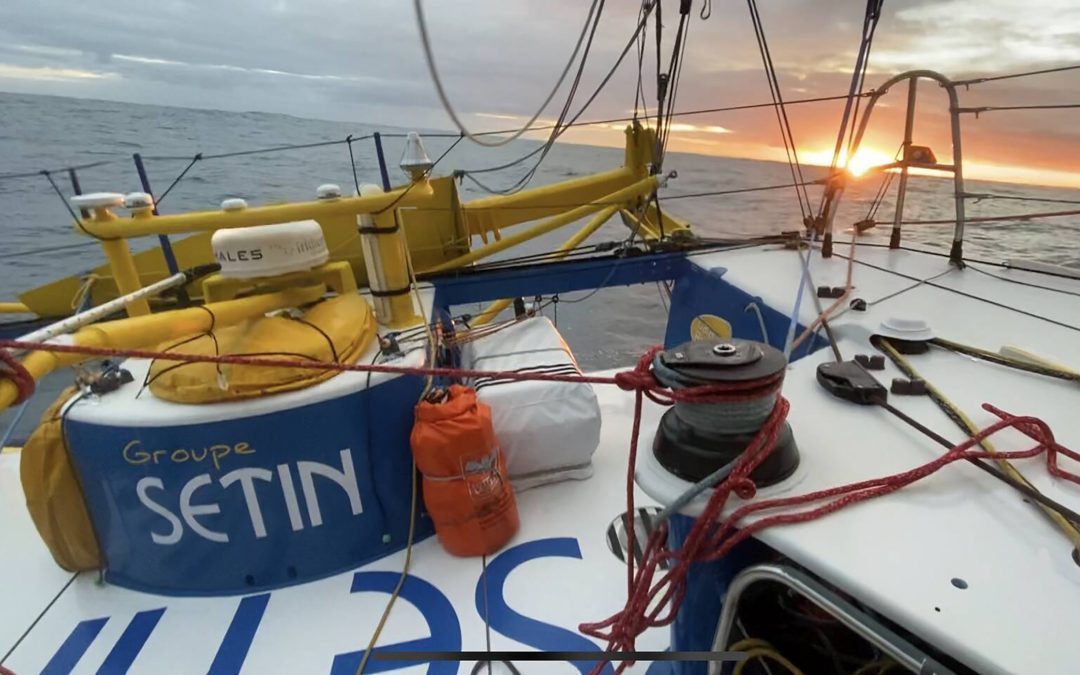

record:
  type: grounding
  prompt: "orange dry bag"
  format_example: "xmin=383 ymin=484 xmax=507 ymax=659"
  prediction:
xmin=411 ymin=385 xmax=519 ymax=556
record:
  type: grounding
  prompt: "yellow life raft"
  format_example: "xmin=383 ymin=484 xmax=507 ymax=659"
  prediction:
xmin=21 ymin=385 xmax=102 ymax=572
xmin=147 ymin=293 xmax=376 ymax=404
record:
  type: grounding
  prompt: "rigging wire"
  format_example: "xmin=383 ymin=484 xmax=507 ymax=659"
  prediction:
xmin=142 ymin=136 xmax=371 ymax=162
xmin=959 ymin=103 xmax=1080 ymax=113
xmin=952 ymin=63 xmax=1080 ymax=87
xmin=655 ymin=0 xmax=694 ymax=169
xmin=431 ymin=92 xmax=876 ymax=141
xmin=745 ymin=0 xmax=812 ymax=220
xmin=846 ymin=240 xmax=1080 ymax=280
xmin=632 ymin=0 xmax=654 ymax=129
xmin=40 ymin=171 xmax=110 ymax=241
xmin=899 ymin=208 xmax=1080 ymax=226
xmin=964 ymin=263 xmax=1080 ymax=299
xmin=372 ymin=134 xmax=466 ymax=215
xmin=456 ymin=0 xmax=612 ymax=193
xmin=743 ymin=0 xmax=845 ymax=359
xmin=837 ymin=251 xmax=1080 ymax=333
xmin=815 ymin=0 xmax=885 ymax=219
xmin=790 ymin=229 xmax=858 ymax=353
xmin=841 ymin=6 xmax=882 ymax=166
xmin=0 ymin=241 xmax=98 ymax=262
xmin=660 ymin=179 xmax=820 ymax=199
xmin=0 ymin=159 xmax=121 ymax=181
xmin=153 ymin=154 xmax=202 ymax=209
xmin=413 ymin=0 xmax=603 ymax=147
xmin=346 ymin=135 xmax=362 ymax=195
xmin=660 ymin=9 xmax=692 ymax=165
xmin=964 ymin=192 xmax=1080 ymax=206
xmin=459 ymin=0 xmax=659 ymax=195
xmin=859 ymin=143 xmax=904 ymax=224
xmin=0 ymin=572 xmax=81 ymax=666
xmin=0 ymin=94 xmax=873 ymax=185
xmin=781 ymin=0 xmax=883 ymax=358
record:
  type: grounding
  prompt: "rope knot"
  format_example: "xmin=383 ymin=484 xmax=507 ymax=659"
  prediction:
xmin=733 ymin=478 xmax=757 ymax=500
xmin=614 ymin=369 xmax=655 ymax=392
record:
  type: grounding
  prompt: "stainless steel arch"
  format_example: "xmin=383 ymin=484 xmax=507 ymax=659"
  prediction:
xmin=827 ymin=70 xmax=967 ymax=262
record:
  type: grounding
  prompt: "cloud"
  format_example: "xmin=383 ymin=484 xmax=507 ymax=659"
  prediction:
xmin=873 ymin=0 xmax=1080 ymax=72
xmin=0 ymin=0 xmax=1076 ymax=186
xmin=0 ymin=63 xmax=117 ymax=81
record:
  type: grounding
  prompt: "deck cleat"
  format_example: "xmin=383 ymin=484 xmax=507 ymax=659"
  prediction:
xmin=854 ymin=353 xmax=885 ymax=370
xmin=890 ymin=377 xmax=928 ymax=396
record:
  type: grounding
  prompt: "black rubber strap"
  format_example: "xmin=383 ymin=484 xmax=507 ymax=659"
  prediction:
xmin=369 ymin=285 xmax=411 ymax=298
xmin=357 ymin=222 xmax=401 ymax=235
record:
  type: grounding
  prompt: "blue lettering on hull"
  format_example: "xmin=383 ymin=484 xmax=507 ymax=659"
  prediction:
xmin=479 ymin=538 xmax=613 ymax=675
xmin=35 ymin=538 xmax=668 ymax=674
xmin=63 ymin=375 xmax=432 ymax=595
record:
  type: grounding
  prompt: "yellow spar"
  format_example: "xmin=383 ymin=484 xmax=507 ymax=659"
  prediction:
xmin=0 ymin=285 xmax=326 ymax=411
xmin=0 ymin=123 xmax=695 ymax=412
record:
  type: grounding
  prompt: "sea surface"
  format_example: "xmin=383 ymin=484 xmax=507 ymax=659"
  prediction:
xmin=2 ymin=91 xmax=1080 ymax=437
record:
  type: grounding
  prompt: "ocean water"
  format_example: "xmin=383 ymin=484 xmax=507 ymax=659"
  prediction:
xmin=1 ymin=90 xmax=1079 ymax=436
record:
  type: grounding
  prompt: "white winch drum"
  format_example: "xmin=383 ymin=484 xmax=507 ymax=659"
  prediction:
xmin=211 ymin=220 xmax=329 ymax=279
xmin=460 ymin=316 xmax=602 ymax=492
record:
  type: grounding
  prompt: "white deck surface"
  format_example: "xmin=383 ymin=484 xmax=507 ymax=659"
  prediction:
xmin=0 ymin=398 xmax=669 ymax=674
xmin=3 ymin=244 xmax=1080 ymax=673
xmin=641 ymin=243 xmax=1080 ymax=675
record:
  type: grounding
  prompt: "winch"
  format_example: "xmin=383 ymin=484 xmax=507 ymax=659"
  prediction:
xmin=651 ymin=338 xmax=799 ymax=487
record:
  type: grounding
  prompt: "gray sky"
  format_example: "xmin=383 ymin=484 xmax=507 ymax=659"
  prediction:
xmin=2 ymin=0 xmax=1079 ymax=185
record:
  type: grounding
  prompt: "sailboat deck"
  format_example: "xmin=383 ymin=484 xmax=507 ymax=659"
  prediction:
xmin=643 ymin=242 xmax=1080 ymax=674
xmin=3 ymin=243 xmax=1080 ymax=674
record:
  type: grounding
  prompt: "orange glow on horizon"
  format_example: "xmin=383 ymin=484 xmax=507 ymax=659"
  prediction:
xmin=541 ymin=126 xmax=1080 ymax=190
xmin=799 ymin=147 xmax=897 ymax=177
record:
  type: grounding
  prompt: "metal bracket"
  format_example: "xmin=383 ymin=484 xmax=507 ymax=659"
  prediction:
xmin=708 ymin=564 xmax=957 ymax=675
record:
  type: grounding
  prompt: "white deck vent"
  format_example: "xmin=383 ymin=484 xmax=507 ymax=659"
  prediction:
xmin=316 ymin=184 xmax=342 ymax=199
xmin=211 ymin=220 xmax=329 ymax=279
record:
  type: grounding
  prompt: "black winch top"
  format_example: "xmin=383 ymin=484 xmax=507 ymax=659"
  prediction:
xmin=658 ymin=339 xmax=788 ymax=384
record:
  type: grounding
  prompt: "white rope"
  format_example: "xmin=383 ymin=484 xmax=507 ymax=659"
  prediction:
xmin=413 ymin=0 xmax=602 ymax=147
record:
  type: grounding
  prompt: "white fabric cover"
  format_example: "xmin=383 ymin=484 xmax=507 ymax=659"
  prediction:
xmin=460 ymin=316 xmax=601 ymax=492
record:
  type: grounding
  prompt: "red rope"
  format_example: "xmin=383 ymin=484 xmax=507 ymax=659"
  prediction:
xmin=0 ymin=348 xmax=35 ymax=404
xmin=5 ymin=337 xmax=1077 ymax=674
xmin=0 ymin=339 xmax=780 ymax=403
xmin=581 ymin=401 xmax=1080 ymax=674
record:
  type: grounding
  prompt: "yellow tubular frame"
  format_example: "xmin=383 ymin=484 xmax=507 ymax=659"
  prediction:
xmin=472 ymin=204 xmax=621 ymax=325
xmin=0 ymin=285 xmax=326 ymax=410
xmin=1 ymin=122 xmax=698 ymax=411
xmin=424 ymin=176 xmax=659 ymax=274
xmin=12 ymin=123 xmax=689 ymax=319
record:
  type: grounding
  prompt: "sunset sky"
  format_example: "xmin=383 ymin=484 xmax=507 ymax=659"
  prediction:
xmin=1 ymin=0 xmax=1078 ymax=188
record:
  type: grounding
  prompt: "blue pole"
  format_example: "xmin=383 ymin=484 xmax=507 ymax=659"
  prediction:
xmin=372 ymin=132 xmax=392 ymax=191
xmin=132 ymin=153 xmax=182 ymax=277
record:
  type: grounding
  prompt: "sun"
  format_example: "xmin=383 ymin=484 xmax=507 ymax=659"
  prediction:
xmin=800 ymin=147 xmax=896 ymax=177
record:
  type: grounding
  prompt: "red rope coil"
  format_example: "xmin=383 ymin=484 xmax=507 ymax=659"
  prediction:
xmin=581 ymin=401 xmax=1080 ymax=674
